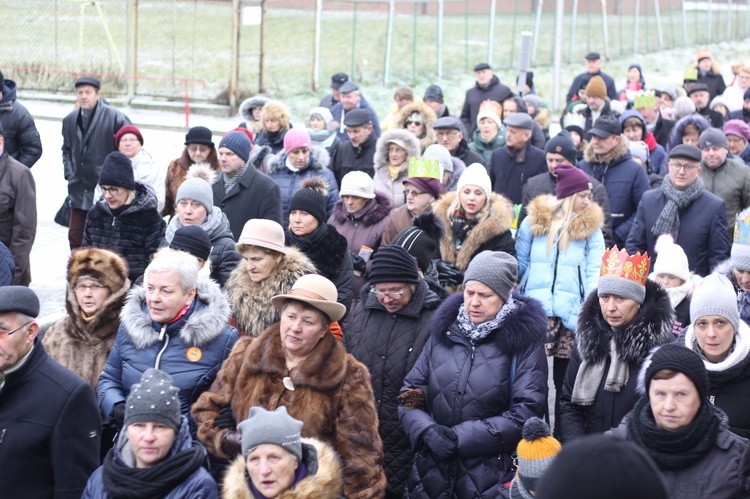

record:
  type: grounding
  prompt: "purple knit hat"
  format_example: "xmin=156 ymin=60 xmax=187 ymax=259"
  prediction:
xmin=555 ymin=164 xmax=592 ymax=200
xmin=724 ymin=119 xmax=750 ymax=142
xmin=403 ymin=177 xmax=444 ymax=200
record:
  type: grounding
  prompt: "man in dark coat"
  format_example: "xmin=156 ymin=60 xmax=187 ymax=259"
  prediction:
xmin=319 ymin=72 xmax=347 ymax=109
xmin=331 ymin=81 xmax=382 ymax=141
xmin=565 ymin=52 xmax=618 ymax=104
xmin=460 ymin=63 xmax=513 ymax=135
xmin=434 ymin=116 xmax=486 ymax=168
xmin=0 ymin=122 xmax=36 ymax=286
xmin=0 ymin=71 xmax=42 ymax=168
xmin=344 ymin=246 xmax=441 ymax=499
xmin=627 ymin=145 xmax=730 ymax=277
xmin=211 ymin=130 xmax=282 ymax=239
xmin=329 ymin=108 xmax=377 ymax=185
xmin=689 ymin=83 xmax=724 ymax=128
xmin=62 ymin=76 xmax=131 ymax=249
xmin=0 ymin=286 xmax=101 ymax=498
xmin=579 ymin=115 xmax=650 ymax=247
xmin=578 ymin=75 xmax=617 ymax=141
xmin=489 ymin=112 xmax=547 ymax=205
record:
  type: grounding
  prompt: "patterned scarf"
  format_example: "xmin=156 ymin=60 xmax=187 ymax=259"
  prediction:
xmin=457 ymin=297 xmax=517 ymax=343
xmin=450 ymin=210 xmax=479 ymax=250
xmin=223 ymin=162 xmax=250 ymax=194
xmin=651 ymin=175 xmax=704 ymax=239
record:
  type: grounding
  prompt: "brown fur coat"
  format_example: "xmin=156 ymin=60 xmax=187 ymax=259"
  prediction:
xmin=42 ymin=248 xmax=130 ymax=391
xmin=225 ymin=248 xmax=316 ymax=337
xmin=434 ymin=190 xmax=515 ymax=270
xmin=394 ymin=100 xmax=438 ymax=153
xmin=221 ymin=437 xmax=343 ymax=499
xmin=163 ymin=151 xmax=220 ymax=217
xmin=192 ymin=324 xmax=386 ymax=498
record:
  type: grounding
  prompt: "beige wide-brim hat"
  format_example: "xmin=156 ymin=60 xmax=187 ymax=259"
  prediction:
xmin=271 ymin=274 xmax=346 ymax=323
xmin=236 ymin=219 xmax=287 ymax=255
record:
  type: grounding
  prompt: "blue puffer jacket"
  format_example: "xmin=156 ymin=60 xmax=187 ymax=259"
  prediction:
xmin=578 ymin=136 xmax=650 ymax=246
xmin=82 ymin=415 xmax=219 ymax=498
xmin=399 ymin=292 xmax=548 ymax=499
xmin=98 ymin=277 xmax=238 ymax=431
xmin=264 ymin=146 xmax=339 ymax=228
xmin=516 ymin=195 xmax=605 ymax=332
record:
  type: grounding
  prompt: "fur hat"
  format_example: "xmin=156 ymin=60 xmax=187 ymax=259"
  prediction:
xmin=288 ymin=177 xmax=329 ymax=227
xmin=99 ymin=151 xmax=135 ymax=191
xmin=176 ymin=164 xmax=216 ymax=214
xmin=68 ymin=247 xmax=129 ymax=292
xmin=456 ymin=163 xmax=492 ymax=200
xmin=124 ymin=369 xmax=181 ymax=433
xmin=585 ymin=75 xmax=607 ymax=99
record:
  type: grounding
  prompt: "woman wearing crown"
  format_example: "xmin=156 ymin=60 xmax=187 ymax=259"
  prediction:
xmin=558 ymin=246 xmax=674 ymax=441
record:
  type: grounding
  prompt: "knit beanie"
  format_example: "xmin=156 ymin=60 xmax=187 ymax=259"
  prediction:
xmin=176 ymin=164 xmax=216 ymax=214
xmin=114 ymin=124 xmax=144 ymax=146
xmin=391 ymin=213 xmax=444 ymax=274
xmin=423 ymin=84 xmax=444 ymax=103
xmin=340 ymin=171 xmax=376 ymax=199
xmin=724 ymin=119 xmax=750 ymax=142
xmin=641 ymin=343 xmax=709 ymax=401
xmin=598 ymin=246 xmax=650 ymax=305
xmin=288 ymin=177 xmax=328 ymax=226
xmin=673 ymin=96 xmax=696 ymax=121
xmin=554 ymin=164 xmax=592 ymax=199
xmin=124 ymin=368 xmax=181 ymax=432
xmin=456 ymin=163 xmax=492 ymax=200
xmin=368 ymin=245 xmax=420 ymax=285
xmin=522 ymin=94 xmax=542 ymax=111
xmin=652 ymin=235 xmax=691 ymax=284
xmin=732 ymin=209 xmax=750 ymax=271
xmin=219 ymin=130 xmax=251 ymax=162
xmin=170 ymin=226 xmax=213 ymax=261
xmin=689 ymin=273 xmax=741 ymax=333
xmin=237 ymin=406 xmax=303 ymax=461
xmin=99 ymin=151 xmax=136 ymax=190
xmin=513 ymin=418 xmax=561 ymax=495
xmin=585 ymin=75 xmax=607 ymax=99
xmin=463 ymin=251 xmax=518 ymax=302
xmin=423 ymin=144 xmax=453 ymax=176
xmin=545 ymin=130 xmax=578 ymax=164
xmin=535 ymin=435 xmax=668 ymax=499
xmin=699 ymin=127 xmax=728 ymax=150
xmin=284 ymin=128 xmax=312 ymax=155
xmin=309 ymin=107 xmax=334 ymax=127
xmin=629 ymin=140 xmax=650 ymax=165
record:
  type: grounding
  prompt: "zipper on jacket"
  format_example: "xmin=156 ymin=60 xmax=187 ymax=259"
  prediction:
xmin=550 ymin=247 xmax=561 ymax=295
xmin=0 ymin=428 xmax=5 ymax=445
xmin=154 ymin=324 xmax=169 ymax=369
xmin=578 ymin=266 xmax=585 ymax=300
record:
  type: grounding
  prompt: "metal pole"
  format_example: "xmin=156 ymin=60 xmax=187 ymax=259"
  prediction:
xmin=509 ymin=0 xmax=518 ymax=68
xmin=437 ymin=0 xmax=444 ymax=79
xmin=126 ymin=0 xmax=137 ymax=102
xmin=681 ymin=0 xmax=688 ymax=46
xmin=633 ymin=0 xmax=640 ymax=55
xmin=532 ymin=0 xmax=544 ymax=66
xmin=553 ymin=0 xmax=564 ymax=112
xmin=230 ymin=0 xmax=241 ymax=109
xmin=465 ymin=0 xmax=469 ymax=72
xmin=313 ymin=0 xmax=323 ymax=91
xmin=601 ymin=0 xmax=609 ymax=59
xmin=707 ymin=0 xmax=712 ymax=42
xmin=258 ymin=0 xmax=266 ymax=93
xmin=747 ymin=0 xmax=750 ymax=37
xmin=653 ymin=0 xmax=663 ymax=49
xmin=517 ymin=31 xmax=532 ymax=96
xmin=384 ymin=0 xmax=395 ymax=85
xmin=350 ymin=3 xmax=357 ymax=78
xmin=488 ymin=0 xmax=496 ymax=68
xmin=413 ymin=3 xmax=418 ymax=80
xmin=569 ymin=0 xmax=579 ymax=63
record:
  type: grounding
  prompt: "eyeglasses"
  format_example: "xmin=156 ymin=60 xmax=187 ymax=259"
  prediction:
xmin=187 ymin=145 xmax=210 ymax=153
xmin=370 ymin=288 xmax=406 ymax=299
xmin=75 ymin=283 xmax=107 ymax=293
xmin=436 ymin=131 xmax=459 ymax=139
xmin=0 ymin=321 xmax=32 ymax=340
xmin=404 ymin=188 xmax=427 ymax=197
xmin=669 ymin=161 xmax=699 ymax=172
xmin=101 ymin=186 xmax=120 ymax=195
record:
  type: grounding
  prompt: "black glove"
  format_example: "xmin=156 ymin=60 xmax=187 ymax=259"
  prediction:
xmin=351 ymin=254 xmax=367 ymax=275
xmin=213 ymin=405 xmax=237 ymax=429
xmin=113 ymin=402 xmax=126 ymax=429
xmin=221 ymin=429 xmax=242 ymax=456
xmin=436 ymin=261 xmax=463 ymax=288
xmin=422 ymin=425 xmax=458 ymax=461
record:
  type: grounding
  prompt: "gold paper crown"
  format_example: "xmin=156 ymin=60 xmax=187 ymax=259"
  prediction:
xmin=599 ymin=246 xmax=650 ymax=286
xmin=634 ymin=90 xmax=656 ymax=109
xmin=479 ymin=99 xmax=503 ymax=118
xmin=408 ymin=157 xmax=441 ymax=180
xmin=684 ymin=68 xmax=698 ymax=81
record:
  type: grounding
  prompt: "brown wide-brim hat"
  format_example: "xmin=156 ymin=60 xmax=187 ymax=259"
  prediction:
xmin=271 ymin=274 xmax=346 ymax=323
xmin=236 ymin=219 xmax=288 ymax=255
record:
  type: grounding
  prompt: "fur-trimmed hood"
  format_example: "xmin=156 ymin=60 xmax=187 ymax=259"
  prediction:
xmin=667 ymin=114 xmax=712 ymax=152
xmin=434 ymin=190 xmax=515 ymax=270
xmin=394 ymin=101 xmax=438 ymax=152
xmin=120 ymin=275 xmax=231 ymax=348
xmin=526 ymin=194 xmax=604 ymax=240
xmin=534 ymin=107 xmax=551 ymax=129
xmin=225 ymin=247 xmax=316 ymax=337
xmin=331 ymin=191 xmax=392 ymax=226
xmin=221 ymin=437 xmax=343 ymax=499
xmin=373 ymin=128 xmax=421 ymax=172
xmin=265 ymin=145 xmax=330 ymax=176
xmin=577 ymin=279 xmax=674 ymax=364
xmin=583 ymin=133 xmax=632 ymax=164
xmin=239 ymin=94 xmax=270 ymax=122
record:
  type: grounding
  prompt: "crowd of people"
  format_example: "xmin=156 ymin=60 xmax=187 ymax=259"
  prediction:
xmin=4 ymin=45 xmax=750 ymax=498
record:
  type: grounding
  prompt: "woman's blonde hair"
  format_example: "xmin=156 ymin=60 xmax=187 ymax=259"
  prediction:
xmin=545 ymin=194 xmax=578 ymax=254
xmin=261 ymin=101 xmax=291 ymax=131
xmin=447 ymin=190 xmax=490 ymax=221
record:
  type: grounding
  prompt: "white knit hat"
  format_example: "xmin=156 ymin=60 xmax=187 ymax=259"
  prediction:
xmin=456 ymin=163 xmax=492 ymax=199
xmin=652 ymin=235 xmax=691 ymax=284
xmin=340 ymin=171 xmax=376 ymax=199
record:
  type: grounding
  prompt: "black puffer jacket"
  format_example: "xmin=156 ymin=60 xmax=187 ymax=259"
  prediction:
xmin=0 ymin=80 xmax=42 ymax=168
xmin=559 ymin=280 xmax=674 ymax=441
xmin=400 ymin=292 xmax=548 ymax=498
xmin=344 ymin=280 xmax=441 ymax=498
xmin=82 ymin=183 xmax=165 ymax=283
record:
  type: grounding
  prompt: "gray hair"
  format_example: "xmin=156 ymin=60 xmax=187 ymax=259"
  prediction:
xmin=145 ymin=250 xmax=198 ymax=293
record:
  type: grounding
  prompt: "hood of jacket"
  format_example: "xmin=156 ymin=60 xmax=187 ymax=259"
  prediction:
xmin=445 ymin=156 xmax=467 ymax=192
xmin=394 ymin=101 xmax=438 ymax=151
xmin=120 ymin=275 xmax=231 ymax=349
xmin=239 ymin=94 xmax=270 ymax=122
xmin=577 ymin=279 xmax=674 ymax=364
xmin=667 ymin=114 xmax=712 ymax=152
xmin=165 ymin=206 xmax=234 ymax=244
xmin=0 ymin=79 xmax=17 ymax=106
xmin=220 ymin=437 xmax=343 ymax=499
xmin=331 ymin=191 xmax=392 ymax=226
xmin=265 ymin=145 xmax=330 ymax=176
xmin=526 ymin=194 xmax=604 ymax=240
xmin=583 ymin=133 xmax=632 ymax=165
xmin=681 ymin=319 xmax=750 ymax=379
xmin=373 ymin=128 xmax=421 ymax=171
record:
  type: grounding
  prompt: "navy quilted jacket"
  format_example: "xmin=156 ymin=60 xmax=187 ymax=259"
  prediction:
xmin=0 ymin=242 xmax=14 ymax=286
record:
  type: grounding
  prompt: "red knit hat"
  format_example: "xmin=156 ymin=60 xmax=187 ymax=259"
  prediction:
xmin=555 ymin=164 xmax=592 ymax=199
xmin=114 ymin=124 xmax=144 ymax=147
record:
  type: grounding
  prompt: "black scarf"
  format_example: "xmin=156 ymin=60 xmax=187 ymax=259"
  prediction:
xmin=450 ymin=210 xmax=479 ymax=249
xmin=102 ymin=441 xmax=206 ymax=499
xmin=286 ymin=223 xmax=328 ymax=253
xmin=626 ymin=396 xmax=719 ymax=470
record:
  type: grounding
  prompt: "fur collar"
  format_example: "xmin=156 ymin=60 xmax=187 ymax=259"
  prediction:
xmin=526 ymin=194 xmax=604 ymax=240
xmin=221 ymin=438 xmax=343 ymax=499
xmin=431 ymin=292 xmax=547 ymax=355
xmin=434 ymin=190 xmax=515 ymax=270
xmin=577 ymin=280 xmax=674 ymax=364
xmin=583 ymin=134 xmax=631 ymax=164
xmin=266 ymin=146 xmax=330 ymax=176
xmin=225 ymin=248 xmax=316 ymax=336
xmin=247 ymin=144 xmax=273 ymax=173
xmin=373 ymin=128 xmax=421 ymax=171
xmin=331 ymin=191 xmax=392 ymax=226
xmin=290 ymin=224 xmax=348 ymax=281
xmin=119 ymin=276 xmax=231 ymax=348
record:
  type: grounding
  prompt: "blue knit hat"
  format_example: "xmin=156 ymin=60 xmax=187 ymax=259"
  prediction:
xmin=219 ymin=131 xmax=251 ymax=162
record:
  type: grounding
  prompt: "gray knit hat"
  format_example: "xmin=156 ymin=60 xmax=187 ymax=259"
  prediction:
xmin=238 ymin=406 xmax=303 ymax=461
xmin=598 ymin=275 xmax=646 ymax=305
xmin=176 ymin=164 xmax=215 ymax=214
xmin=124 ymin=368 xmax=181 ymax=432
xmin=463 ymin=251 xmax=518 ymax=302
xmin=690 ymin=273 xmax=740 ymax=332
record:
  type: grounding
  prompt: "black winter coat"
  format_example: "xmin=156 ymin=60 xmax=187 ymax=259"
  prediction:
xmin=62 ymin=101 xmax=131 ymax=210
xmin=453 ymin=138 xmax=487 ymax=169
xmin=460 ymin=75 xmax=513 ymax=135
xmin=0 ymin=339 xmax=101 ymax=499
xmin=697 ymin=70 xmax=727 ymax=100
xmin=344 ymin=280 xmax=441 ymax=498
xmin=329 ymin=132 xmax=377 ymax=186
xmin=489 ymin=143 xmax=548 ymax=205
xmin=82 ymin=183 xmax=166 ymax=283
xmin=565 ymin=70 xmax=618 ymax=103
xmin=559 ymin=280 xmax=674 ymax=441
xmin=400 ymin=293 xmax=548 ymax=498
xmin=652 ymin=112 xmax=675 ymax=150
xmin=698 ymin=106 xmax=726 ymax=128
xmin=0 ymin=80 xmax=42 ymax=167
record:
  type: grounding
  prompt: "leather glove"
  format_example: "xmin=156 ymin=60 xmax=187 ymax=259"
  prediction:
xmin=213 ymin=405 xmax=237 ymax=430
xmin=436 ymin=260 xmax=463 ymax=288
xmin=113 ymin=402 xmax=126 ymax=429
xmin=221 ymin=429 xmax=242 ymax=456
xmin=351 ymin=254 xmax=367 ymax=275
xmin=422 ymin=425 xmax=458 ymax=461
